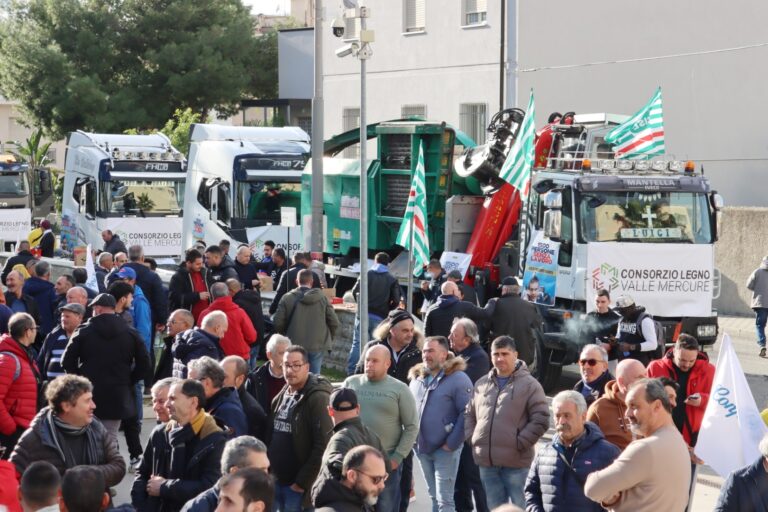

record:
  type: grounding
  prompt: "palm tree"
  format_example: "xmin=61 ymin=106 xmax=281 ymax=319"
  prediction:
xmin=9 ymin=128 xmax=52 ymax=168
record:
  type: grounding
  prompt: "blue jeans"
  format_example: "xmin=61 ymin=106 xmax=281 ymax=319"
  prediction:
xmin=416 ymin=448 xmax=462 ymax=512
xmin=376 ymin=463 xmax=402 ymax=512
xmin=308 ymin=351 xmax=323 ymax=375
xmin=347 ymin=313 xmax=382 ymax=375
xmin=273 ymin=483 xmax=303 ymax=512
xmin=756 ymin=307 xmax=768 ymax=347
xmin=478 ymin=466 xmax=528 ymax=509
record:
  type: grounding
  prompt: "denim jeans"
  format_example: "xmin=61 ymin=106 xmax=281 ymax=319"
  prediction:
xmin=756 ymin=307 xmax=768 ymax=347
xmin=308 ymin=351 xmax=323 ymax=375
xmin=347 ymin=313 xmax=382 ymax=375
xmin=454 ymin=441 xmax=488 ymax=512
xmin=273 ymin=483 xmax=304 ymax=512
xmin=478 ymin=466 xmax=529 ymax=509
xmin=377 ymin=463 xmax=403 ymax=512
xmin=416 ymin=448 xmax=462 ymax=512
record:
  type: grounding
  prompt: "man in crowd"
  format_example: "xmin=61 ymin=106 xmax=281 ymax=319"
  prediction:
xmin=581 ymin=289 xmax=622 ymax=369
xmin=747 ymin=255 xmax=768 ymax=357
xmin=247 ymin=334 xmax=290 ymax=414
xmin=132 ymin=379 xmax=226 ymax=511
xmin=65 ymin=286 xmax=90 ymax=312
xmin=219 ymin=239 xmax=234 ymax=266
xmin=348 ymin=252 xmax=401 ymax=375
xmin=1 ymin=241 xmax=35 ymax=284
xmin=446 ymin=269 xmax=478 ymax=305
xmin=54 ymin=275 xmax=75 ymax=311
xmin=0 ymin=313 xmax=41 ymax=455
xmin=574 ymin=344 xmax=613 ymax=406
xmin=614 ymin=295 xmax=658 ymax=366
xmin=115 ymin=266 xmax=153 ymax=353
xmin=38 ymin=303 xmax=85 ymax=382
xmin=584 ymin=378 xmax=691 ymax=511
xmin=19 ymin=461 xmax=61 ymax=512
xmin=524 ymin=391 xmax=620 ymax=511
xmin=255 ymin=240 xmax=276 ymax=273
xmin=4 ymin=270 xmax=40 ymax=328
xmin=269 ymin=252 xmax=320 ymax=315
xmin=715 ymin=432 xmax=768 ymax=510
xmin=586 ymin=358 xmax=646 ymax=450
xmin=273 ymin=269 xmax=339 ymax=374
xmin=448 ymin=318 xmax=490 ymax=512
xmin=227 ymin=279 xmax=265 ymax=366
xmin=269 ymin=247 xmax=288 ymax=286
xmin=268 ymin=345 xmax=333 ymax=511
xmin=216 ymin=467 xmax=274 ymax=512
xmin=95 ymin=252 xmax=113 ymax=293
xmin=109 ymin=281 xmax=135 ymax=325
xmin=102 ymin=229 xmax=127 ymax=255
xmin=409 ymin=336 xmax=472 ymax=512
xmin=124 ymin=244 xmax=168 ymax=330
xmin=61 ymin=293 xmax=150 ymax=441
xmin=423 ymin=281 xmax=492 ymax=338
xmin=61 ymin=466 xmax=111 ymax=512
xmin=11 ymin=375 xmax=125 ymax=487
xmin=344 ymin=344 xmax=418 ymax=512
xmin=188 ymin=356 xmax=248 ymax=438
xmin=419 ymin=259 xmax=446 ymax=310
xmin=234 ymin=246 xmax=260 ymax=291
xmin=465 ymin=336 xmax=550 ymax=509
xmin=169 ymin=248 xmax=212 ymax=324
xmin=314 ymin=446 xmax=388 ymax=512
xmin=155 ymin=309 xmax=195 ymax=381
xmin=71 ymin=268 xmax=97 ymax=299
xmin=205 ymin=245 xmax=239 ymax=284
xmin=181 ymin=436 xmax=270 ymax=512
xmin=199 ymin=283 xmax=256 ymax=360
xmin=173 ymin=310 xmax=226 ymax=379
xmin=222 ymin=355 xmax=267 ymax=440
xmin=23 ymin=261 xmax=57 ymax=337
xmin=486 ymin=277 xmax=543 ymax=365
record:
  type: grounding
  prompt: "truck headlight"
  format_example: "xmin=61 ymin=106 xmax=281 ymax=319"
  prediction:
xmin=696 ymin=324 xmax=717 ymax=338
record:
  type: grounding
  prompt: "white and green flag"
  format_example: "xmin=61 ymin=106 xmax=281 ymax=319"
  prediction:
xmin=499 ymin=90 xmax=536 ymax=200
xmin=396 ymin=141 xmax=430 ymax=276
xmin=605 ymin=87 xmax=665 ymax=159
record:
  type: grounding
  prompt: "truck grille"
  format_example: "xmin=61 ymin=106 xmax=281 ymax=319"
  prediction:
xmin=383 ymin=175 xmax=411 ymax=216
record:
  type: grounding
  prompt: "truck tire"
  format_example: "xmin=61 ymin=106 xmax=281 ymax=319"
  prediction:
xmin=529 ymin=329 xmax=562 ymax=392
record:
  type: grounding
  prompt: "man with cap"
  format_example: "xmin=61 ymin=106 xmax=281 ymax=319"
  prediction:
xmin=746 ymin=255 xmax=768 ymax=357
xmin=61 ymin=292 xmax=151 ymax=442
xmin=446 ymin=269 xmax=478 ymax=305
xmin=38 ymin=302 xmax=85 ymax=383
xmin=614 ymin=295 xmax=659 ymax=366
xmin=486 ymin=277 xmax=543 ymax=365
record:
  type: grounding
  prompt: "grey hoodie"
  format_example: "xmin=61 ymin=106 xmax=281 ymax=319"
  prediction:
xmin=746 ymin=256 xmax=768 ymax=308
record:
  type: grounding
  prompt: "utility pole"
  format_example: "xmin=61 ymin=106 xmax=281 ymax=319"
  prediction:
xmin=310 ymin=0 xmax=324 ymax=255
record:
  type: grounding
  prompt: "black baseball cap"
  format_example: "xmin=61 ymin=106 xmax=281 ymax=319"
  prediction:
xmin=500 ymin=276 xmax=519 ymax=286
xmin=330 ymin=388 xmax=358 ymax=411
xmin=89 ymin=293 xmax=117 ymax=308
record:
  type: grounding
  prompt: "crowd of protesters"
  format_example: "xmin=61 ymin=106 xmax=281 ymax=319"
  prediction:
xmin=0 ymin=236 xmax=761 ymax=512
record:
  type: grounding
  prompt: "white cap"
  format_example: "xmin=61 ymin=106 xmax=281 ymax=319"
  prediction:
xmin=615 ymin=295 xmax=635 ymax=309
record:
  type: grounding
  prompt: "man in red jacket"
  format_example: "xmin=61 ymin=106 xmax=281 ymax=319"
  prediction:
xmin=0 ymin=313 xmax=40 ymax=456
xmin=198 ymin=282 xmax=257 ymax=360
xmin=647 ymin=334 xmax=715 ymax=457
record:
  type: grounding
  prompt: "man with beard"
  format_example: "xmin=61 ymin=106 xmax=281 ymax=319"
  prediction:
xmin=314 ymin=445 xmax=388 ymax=512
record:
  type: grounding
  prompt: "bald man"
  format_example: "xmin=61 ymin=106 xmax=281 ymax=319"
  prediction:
xmin=423 ymin=281 xmax=494 ymax=338
xmin=586 ymin=358 xmax=647 ymax=450
xmin=342 ymin=344 xmax=419 ymax=512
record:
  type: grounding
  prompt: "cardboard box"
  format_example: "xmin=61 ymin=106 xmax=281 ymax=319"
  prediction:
xmin=73 ymin=246 xmax=87 ymax=267
xmin=322 ymin=288 xmax=337 ymax=300
xmin=259 ymin=276 xmax=274 ymax=293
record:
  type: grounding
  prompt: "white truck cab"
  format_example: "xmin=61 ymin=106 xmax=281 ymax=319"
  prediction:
xmin=61 ymin=131 xmax=186 ymax=257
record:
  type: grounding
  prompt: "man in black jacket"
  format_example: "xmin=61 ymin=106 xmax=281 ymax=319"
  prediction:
xmin=487 ymin=277 xmax=543 ymax=365
xmin=61 ymin=293 xmax=151 ymax=442
xmin=234 ymin=246 xmax=260 ymax=291
xmin=419 ymin=259 xmax=446 ymax=310
xmin=222 ymin=355 xmax=267 ymax=441
xmin=1 ymin=241 xmax=36 ymax=284
xmin=187 ymin=356 xmax=248 ymax=438
xmin=314 ymin=446 xmax=387 ymax=512
xmin=169 ymin=249 xmax=212 ymax=324
xmin=95 ymin=252 xmax=113 ymax=293
xmin=124 ymin=244 xmax=168 ymax=329
xmin=205 ymin=245 xmax=238 ymax=284
xmin=424 ymin=281 xmax=493 ymax=338
xmin=446 ymin=269 xmax=478 ymax=305
xmin=269 ymin=251 xmax=320 ymax=315
xmin=227 ymin=278 xmax=265 ymax=366
xmin=101 ymin=229 xmax=127 ymax=255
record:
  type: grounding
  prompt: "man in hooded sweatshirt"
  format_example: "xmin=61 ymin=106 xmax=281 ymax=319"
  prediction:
xmin=198 ymin=283 xmax=256 ymax=360
xmin=273 ymin=270 xmax=339 ymax=374
xmin=747 ymin=255 xmax=768 ymax=357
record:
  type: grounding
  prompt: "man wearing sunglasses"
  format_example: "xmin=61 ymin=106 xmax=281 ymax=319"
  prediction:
xmin=314 ymin=445 xmax=388 ymax=512
xmin=574 ymin=344 xmax=613 ymax=406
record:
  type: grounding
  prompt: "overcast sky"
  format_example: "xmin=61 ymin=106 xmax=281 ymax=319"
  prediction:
xmin=241 ymin=0 xmax=290 ymax=15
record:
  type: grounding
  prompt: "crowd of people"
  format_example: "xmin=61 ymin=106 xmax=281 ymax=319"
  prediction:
xmin=0 ymin=235 xmax=764 ymax=512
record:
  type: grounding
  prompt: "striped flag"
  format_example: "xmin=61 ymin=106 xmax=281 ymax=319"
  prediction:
xmin=395 ymin=141 xmax=430 ymax=276
xmin=499 ymin=90 xmax=536 ymax=200
xmin=605 ymin=87 xmax=665 ymax=159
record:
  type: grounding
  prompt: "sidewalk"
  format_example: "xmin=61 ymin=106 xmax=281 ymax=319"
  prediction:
xmin=718 ymin=313 xmax=755 ymax=340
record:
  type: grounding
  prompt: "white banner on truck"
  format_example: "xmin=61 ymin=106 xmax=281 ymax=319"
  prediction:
xmin=586 ymin=242 xmax=714 ymax=317
xmin=104 ymin=217 xmax=183 ymax=256
xmin=0 ymin=208 xmax=30 ymax=242
xmin=246 ymin=225 xmax=303 ymax=259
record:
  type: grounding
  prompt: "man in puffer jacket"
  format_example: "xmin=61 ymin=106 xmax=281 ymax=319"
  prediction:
xmin=198 ymin=283 xmax=256 ymax=360
xmin=172 ymin=312 xmax=226 ymax=379
xmin=524 ymin=391 xmax=620 ymax=512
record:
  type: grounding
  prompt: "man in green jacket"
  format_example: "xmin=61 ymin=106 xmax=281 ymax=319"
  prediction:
xmin=273 ymin=269 xmax=340 ymax=374
xmin=269 ymin=345 xmax=334 ymax=511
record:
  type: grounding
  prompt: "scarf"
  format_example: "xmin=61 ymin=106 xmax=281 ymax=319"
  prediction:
xmin=48 ymin=410 xmax=100 ymax=469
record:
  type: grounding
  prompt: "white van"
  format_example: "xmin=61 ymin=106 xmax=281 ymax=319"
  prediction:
xmin=61 ymin=131 xmax=186 ymax=257
xmin=181 ymin=124 xmax=310 ymax=257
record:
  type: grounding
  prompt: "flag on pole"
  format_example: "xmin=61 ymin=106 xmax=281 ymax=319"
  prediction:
xmin=395 ymin=141 xmax=430 ymax=276
xmin=604 ymin=87 xmax=665 ymax=159
xmin=695 ymin=333 xmax=768 ymax=478
xmin=84 ymin=244 xmax=100 ymax=294
xmin=499 ymin=90 xmax=536 ymax=200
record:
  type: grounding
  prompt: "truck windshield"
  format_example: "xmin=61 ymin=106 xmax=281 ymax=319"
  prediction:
xmin=100 ymin=179 xmax=184 ymax=216
xmin=578 ymin=191 xmax=713 ymax=244
xmin=0 ymin=173 xmax=28 ymax=197
xmin=234 ymin=180 xmax=302 ymax=224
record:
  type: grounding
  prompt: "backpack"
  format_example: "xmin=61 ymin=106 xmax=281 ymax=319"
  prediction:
xmin=0 ymin=352 xmax=21 ymax=383
xmin=637 ymin=313 xmax=665 ymax=360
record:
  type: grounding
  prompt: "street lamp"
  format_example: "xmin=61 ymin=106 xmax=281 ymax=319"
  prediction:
xmin=337 ymin=2 xmax=374 ymax=347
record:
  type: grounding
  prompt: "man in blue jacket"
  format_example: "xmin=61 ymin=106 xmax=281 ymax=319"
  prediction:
xmin=524 ymin=390 xmax=620 ymax=512
xmin=409 ymin=336 xmax=472 ymax=512
xmin=715 ymin=432 xmax=768 ymax=511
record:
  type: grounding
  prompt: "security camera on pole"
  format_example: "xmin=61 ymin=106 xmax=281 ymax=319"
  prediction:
xmin=336 ymin=1 xmax=374 ymax=347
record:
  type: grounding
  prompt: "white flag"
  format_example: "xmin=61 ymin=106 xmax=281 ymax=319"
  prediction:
xmin=695 ymin=333 xmax=767 ymax=478
xmin=84 ymin=244 xmax=100 ymax=294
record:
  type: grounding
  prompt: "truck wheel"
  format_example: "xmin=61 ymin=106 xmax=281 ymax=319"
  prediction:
xmin=529 ymin=330 xmax=562 ymax=393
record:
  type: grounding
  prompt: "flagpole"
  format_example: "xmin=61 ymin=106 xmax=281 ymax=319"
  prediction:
xmin=407 ymin=210 xmax=415 ymax=314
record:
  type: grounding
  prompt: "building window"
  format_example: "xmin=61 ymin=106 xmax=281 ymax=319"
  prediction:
xmin=401 ymin=104 xmax=427 ymax=118
xmin=343 ymin=107 xmax=361 ymax=158
xmin=459 ymin=103 xmax=487 ymax=145
xmin=462 ymin=0 xmax=487 ymax=25
xmin=403 ymin=0 xmax=425 ymax=32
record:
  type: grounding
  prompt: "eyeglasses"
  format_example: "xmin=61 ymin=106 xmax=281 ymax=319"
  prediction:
xmin=356 ymin=470 xmax=388 ymax=485
xmin=578 ymin=358 xmax=604 ymax=367
xmin=283 ymin=362 xmax=307 ymax=371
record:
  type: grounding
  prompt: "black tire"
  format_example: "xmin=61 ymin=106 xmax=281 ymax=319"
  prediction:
xmin=529 ymin=329 xmax=563 ymax=392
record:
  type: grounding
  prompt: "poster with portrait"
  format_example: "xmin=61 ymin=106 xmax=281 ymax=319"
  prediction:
xmin=522 ymin=231 xmax=559 ymax=306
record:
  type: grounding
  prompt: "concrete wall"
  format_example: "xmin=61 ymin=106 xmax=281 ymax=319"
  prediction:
xmin=714 ymin=207 xmax=768 ymax=316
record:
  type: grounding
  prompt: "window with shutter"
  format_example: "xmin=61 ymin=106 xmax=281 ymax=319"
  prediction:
xmin=459 ymin=103 xmax=487 ymax=145
xmin=404 ymin=0 xmax=425 ymax=32
xmin=463 ymin=0 xmax=487 ymax=25
xmin=401 ymin=104 xmax=427 ymax=118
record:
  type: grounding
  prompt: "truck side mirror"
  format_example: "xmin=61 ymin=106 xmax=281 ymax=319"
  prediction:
xmin=543 ymin=209 xmax=562 ymax=240
xmin=710 ymin=192 xmax=723 ymax=242
xmin=542 ymin=190 xmax=562 ymax=209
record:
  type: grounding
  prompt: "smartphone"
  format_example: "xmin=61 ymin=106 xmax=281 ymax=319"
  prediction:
xmin=686 ymin=393 xmax=701 ymax=402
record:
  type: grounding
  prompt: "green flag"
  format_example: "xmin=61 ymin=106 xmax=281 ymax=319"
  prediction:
xmin=604 ymin=87 xmax=664 ymax=159
xmin=499 ymin=90 xmax=535 ymax=199
xmin=395 ymin=141 xmax=430 ymax=276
